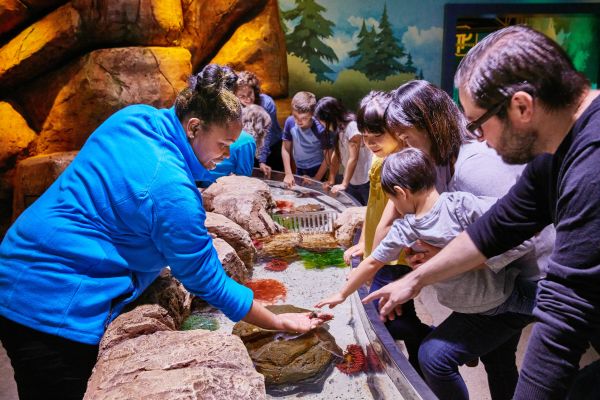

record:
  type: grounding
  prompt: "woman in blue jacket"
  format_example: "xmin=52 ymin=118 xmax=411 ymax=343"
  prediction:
xmin=0 ymin=64 xmax=327 ymax=400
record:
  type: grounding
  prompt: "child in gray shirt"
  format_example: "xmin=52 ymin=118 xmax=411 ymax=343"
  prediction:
xmin=316 ymin=148 xmax=533 ymax=314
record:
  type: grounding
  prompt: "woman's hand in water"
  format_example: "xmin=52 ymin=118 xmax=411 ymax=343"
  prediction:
xmin=314 ymin=293 xmax=346 ymax=309
xmin=406 ymin=240 xmax=441 ymax=269
xmin=276 ymin=312 xmax=333 ymax=333
xmin=259 ymin=163 xmax=272 ymax=179
xmin=343 ymin=242 xmax=364 ymax=265
xmin=331 ymin=183 xmax=347 ymax=194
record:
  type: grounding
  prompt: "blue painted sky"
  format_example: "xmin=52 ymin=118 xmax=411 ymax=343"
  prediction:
xmin=279 ymin=0 xmax=596 ymax=84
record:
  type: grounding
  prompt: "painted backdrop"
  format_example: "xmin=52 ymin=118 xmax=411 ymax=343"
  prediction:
xmin=279 ymin=0 xmax=600 ymax=108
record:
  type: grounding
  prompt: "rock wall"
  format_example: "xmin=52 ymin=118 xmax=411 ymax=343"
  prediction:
xmin=0 ymin=0 xmax=288 ymax=237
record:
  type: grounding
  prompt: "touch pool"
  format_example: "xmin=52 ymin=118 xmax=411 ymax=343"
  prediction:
xmin=188 ymin=171 xmax=437 ymax=400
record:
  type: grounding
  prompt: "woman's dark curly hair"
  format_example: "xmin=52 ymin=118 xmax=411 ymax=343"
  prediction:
xmin=175 ymin=64 xmax=241 ymax=128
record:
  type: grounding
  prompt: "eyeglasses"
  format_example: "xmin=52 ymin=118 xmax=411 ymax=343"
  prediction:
xmin=466 ymin=99 xmax=507 ymax=138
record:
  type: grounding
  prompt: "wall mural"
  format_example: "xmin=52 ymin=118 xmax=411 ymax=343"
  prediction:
xmin=279 ymin=0 xmax=600 ymax=109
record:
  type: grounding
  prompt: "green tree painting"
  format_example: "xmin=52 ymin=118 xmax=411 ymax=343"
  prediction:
xmin=404 ymin=53 xmax=417 ymax=74
xmin=348 ymin=21 xmax=379 ymax=79
xmin=373 ymin=3 xmax=406 ymax=80
xmin=282 ymin=0 xmax=339 ymax=82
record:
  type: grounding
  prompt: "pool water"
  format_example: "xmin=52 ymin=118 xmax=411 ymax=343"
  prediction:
xmin=186 ymin=179 xmax=405 ymax=399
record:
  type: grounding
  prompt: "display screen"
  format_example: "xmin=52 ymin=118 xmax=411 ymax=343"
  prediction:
xmin=442 ymin=3 xmax=600 ymax=98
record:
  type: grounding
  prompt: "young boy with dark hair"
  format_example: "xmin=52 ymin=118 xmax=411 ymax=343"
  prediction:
xmin=282 ymin=91 xmax=333 ymax=188
xmin=316 ymin=148 xmax=535 ymax=316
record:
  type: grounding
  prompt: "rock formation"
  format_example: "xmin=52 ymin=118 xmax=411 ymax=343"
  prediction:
xmin=86 ymin=268 xmax=266 ymax=399
xmin=0 ymin=0 xmax=288 ymax=235
xmin=87 ymin=328 xmax=266 ymax=399
xmin=127 ymin=268 xmax=193 ymax=328
xmin=233 ymin=304 xmax=342 ymax=395
xmin=211 ymin=0 xmax=288 ymax=97
xmin=212 ymin=237 xmax=250 ymax=283
xmin=202 ymin=176 xmax=283 ymax=238
xmin=11 ymin=151 xmax=78 ymax=219
xmin=334 ymin=206 xmax=366 ymax=247
xmin=205 ymin=211 xmax=256 ymax=269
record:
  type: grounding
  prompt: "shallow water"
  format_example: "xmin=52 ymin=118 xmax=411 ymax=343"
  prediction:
xmin=210 ymin=258 xmax=402 ymax=399
xmin=190 ymin=179 xmax=406 ymax=399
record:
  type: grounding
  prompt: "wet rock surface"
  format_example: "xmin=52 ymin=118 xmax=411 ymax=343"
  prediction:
xmin=86 ymin=329 xmax=265 ymax=400
xmin=334 ymin=206 xmax=366 ymax=247
xmin=233 ymin=304 xmax=342 ymax=396
xmin=202 ymin=176 xmax=282 ymax=238
xmin=205 ymin=211 xmax=256 ymax=269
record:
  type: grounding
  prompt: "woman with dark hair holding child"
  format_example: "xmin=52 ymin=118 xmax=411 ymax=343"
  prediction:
xmin=364 ymin=80 xmax=553 ymax=400
xmin=0 ymin=64 xmax=328 ymax=400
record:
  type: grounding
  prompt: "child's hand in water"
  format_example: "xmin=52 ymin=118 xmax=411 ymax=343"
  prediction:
xmin=276 ymin=312 xmax=333 ymax=333
xmin=315 ymin=293 xmax=346 ymax=309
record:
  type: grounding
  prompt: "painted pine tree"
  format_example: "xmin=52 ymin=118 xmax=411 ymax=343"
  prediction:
xmin=282 ymin=0 xmax=338 ymax=82
xmin=348 ymin=20 xmax=379 ymax=80
xmin=373 ymin=3 xmax=406 ymax=80
xmin=404 ymin=52 xmax=417 ymax=74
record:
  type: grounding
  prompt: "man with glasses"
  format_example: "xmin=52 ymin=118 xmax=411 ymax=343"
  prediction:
xmin=365 ymin=25 xmax=600 ymax=399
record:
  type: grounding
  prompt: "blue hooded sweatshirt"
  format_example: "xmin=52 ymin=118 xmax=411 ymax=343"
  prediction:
xmin=0 ymin=105 xmax=254 ymax=345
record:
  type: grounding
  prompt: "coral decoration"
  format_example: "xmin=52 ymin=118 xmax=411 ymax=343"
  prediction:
xmin=181 ymin=314 xmax=220 ymax=331
xmin=336 ymin=344 xmax=366 ymax=375
xmin=245 ymin=279 xmax=287 ymax=304
xmin=297 ymin=248 xmax=346 ymax=269
xmin=265 ymin=259 xmax=289 ymax=272
xmin=252 ymin=239 xmax=264 ymax=250
xmin=275 ymin=199 xmax=295 ymax=212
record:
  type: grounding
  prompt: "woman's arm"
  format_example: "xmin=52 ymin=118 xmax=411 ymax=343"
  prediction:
xmin=243 ymin=300 xmax=329 ymax=332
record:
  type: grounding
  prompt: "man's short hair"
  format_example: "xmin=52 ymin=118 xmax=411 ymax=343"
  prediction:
xmin=455 ymin=25 xmax=588 ymax=115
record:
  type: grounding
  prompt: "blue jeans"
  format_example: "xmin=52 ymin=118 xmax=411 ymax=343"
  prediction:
xmin=418 ymin=307 xmax=533 ymax=400
xmin=481 ymin=277 xmax=538 ymax=317
xmin=370 ymin=265 xmax=433 ymax=377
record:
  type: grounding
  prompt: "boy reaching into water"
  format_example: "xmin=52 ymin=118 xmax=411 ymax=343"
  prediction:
xmin=316 ymin=148 xmax=534 ymax=316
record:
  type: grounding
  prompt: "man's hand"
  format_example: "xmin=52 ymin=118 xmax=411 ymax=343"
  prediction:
xmin=406 ymin=240 xmax=441 ymax=269
xmin=362 ymin=274 xmax=421 ymax=321
xmin=259 ymin=163 xmax=272 ymax=179
xmin=283 ymin=173 xmax=295 ymax=189
xmin=344 ymin=242 xmax=365 ymax=265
